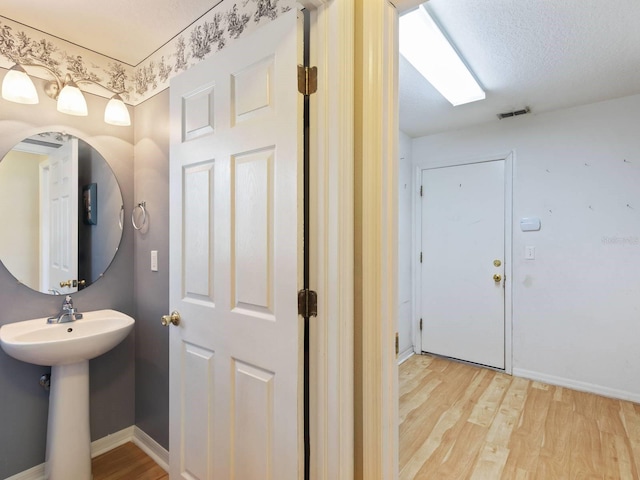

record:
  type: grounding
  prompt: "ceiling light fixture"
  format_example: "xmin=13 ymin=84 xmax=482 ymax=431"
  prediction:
xmin=1 ymin=62 xmax=130 ymax=126
xmin=399 ymin=5 xmax=485 ymax=106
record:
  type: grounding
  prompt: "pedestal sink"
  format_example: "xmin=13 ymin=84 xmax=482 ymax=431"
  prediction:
xmin=0 ymin=309 xmax=134 ymax=480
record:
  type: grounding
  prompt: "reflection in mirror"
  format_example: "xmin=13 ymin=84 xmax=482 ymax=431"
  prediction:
xmin=0 ymin=132 xmax=123 ymax=295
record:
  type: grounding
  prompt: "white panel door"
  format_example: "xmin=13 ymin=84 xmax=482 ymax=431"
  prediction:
xmin=420 ymin=160 xmax=505 ymax=369
xmin=41 ymin=138 xmax=78 ymax=295
xmin=169 ymin=10 xmax=302 ymax=479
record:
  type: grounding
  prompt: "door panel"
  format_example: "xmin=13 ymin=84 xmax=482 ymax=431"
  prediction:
xmin=420 ymin=160 xmax=505 ymax=369
xmin=41 ymin=138 xmax=78 ymax=294
xmin=232 ymin=148 xmax=274 ymax=314
xmin=169 ymin=10 xmax=301 ymax=479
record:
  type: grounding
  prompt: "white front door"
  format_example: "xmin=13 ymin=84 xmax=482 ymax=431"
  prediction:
xmin=40 ymin=137 xmax=79 ymax=295
xmin=169 ymin=10 xmax=302 ymax=479
xmin=420 ymin=160 xmax=506 ymax=369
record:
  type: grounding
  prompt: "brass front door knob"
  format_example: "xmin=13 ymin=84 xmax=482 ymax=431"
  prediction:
xmin=493 ymin=274 xmax=502 ymax=283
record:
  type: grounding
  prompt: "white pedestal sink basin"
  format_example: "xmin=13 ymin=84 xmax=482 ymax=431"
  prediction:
xmin=0 ymin=309 xmax=134 ymax=480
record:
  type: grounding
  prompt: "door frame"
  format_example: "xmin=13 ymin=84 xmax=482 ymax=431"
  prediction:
xmin=354 ymin=1 xmax=399 ymax=479
xmin=305 ymin=1 xmax=355 ymax=478
xmin=413 ymin=153 xmax=514 ymax=374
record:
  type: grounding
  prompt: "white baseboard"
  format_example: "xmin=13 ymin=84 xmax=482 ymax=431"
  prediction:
xmin=513 ymin=368 xmax=640 ymax=403
xmin=4 ymin=464 xmax=44 ymax=480
xmin=5 ymin=426 xmax=168 ymax=480
xmin=132 ymin=426 xmax=169 ymax=472
xmin=91 ymin=425 xmax=136 ymax=457
xmin=398 ymin=349 xmax=414 ymax=365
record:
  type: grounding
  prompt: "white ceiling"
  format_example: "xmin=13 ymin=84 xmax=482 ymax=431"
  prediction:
xmin=3 ymin=0 xmax=640 ymax=138
xmin=0 ymin=0 xmax=222 ymax=65
xmin=400 ymin=0 xmax=640 ymax=137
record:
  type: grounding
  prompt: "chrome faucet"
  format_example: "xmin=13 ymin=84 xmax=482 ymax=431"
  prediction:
xmin=47 ymin=295 xmax=83 ymax=324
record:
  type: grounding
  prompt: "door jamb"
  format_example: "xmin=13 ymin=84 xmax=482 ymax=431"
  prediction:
xmin=354 ymin=1 xmax=399 ymax=479
xmin=304 ymin=1 xmax=355 ymax=478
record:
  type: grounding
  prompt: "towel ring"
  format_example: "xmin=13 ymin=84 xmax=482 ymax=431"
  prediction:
xmin=132 ymin=202 xmax=147 ymax=230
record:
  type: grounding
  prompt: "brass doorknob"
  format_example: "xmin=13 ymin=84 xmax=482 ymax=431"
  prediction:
xmin=493 ymin=274 xmax=502 ymax=283
xmin=161 ymin=311 xmax=181 ymax=327
xmin=59 ymin=279 xmax=85 ymax=288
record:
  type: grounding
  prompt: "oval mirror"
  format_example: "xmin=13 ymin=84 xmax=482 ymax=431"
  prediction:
xmin=0 ymin=132 xmax=124 ymax=295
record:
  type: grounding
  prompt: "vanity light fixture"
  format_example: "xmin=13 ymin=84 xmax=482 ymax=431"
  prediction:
xmin=1 ymin=64 xmax=39 ymax=104
xmin=399 ymin=5 xmax=485 ymax=106
xmin=1 ymin=62 xmax=130 ymax=126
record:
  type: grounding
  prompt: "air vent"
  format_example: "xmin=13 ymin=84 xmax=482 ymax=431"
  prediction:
xmin=22 ymin=138 xmax=62 ymax=148
xmin=497 ymin=107 xmax=530 ymax=120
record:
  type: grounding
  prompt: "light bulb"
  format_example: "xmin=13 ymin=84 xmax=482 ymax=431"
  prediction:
xmin=104 ymin=94 xmax=131 ymax=126
xmin=57 ymin=79 xmax=88 ymax=116
xmin=2 ymin=64 xmax=39 ymax=104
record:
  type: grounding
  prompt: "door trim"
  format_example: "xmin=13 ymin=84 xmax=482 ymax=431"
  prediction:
xmin=354 ymin=1 xmax=399 ymax=479
xmin=305 ymin=1 xmax=355 ymax=479
xmin=413 ymin=153 xmax=514 ymax=374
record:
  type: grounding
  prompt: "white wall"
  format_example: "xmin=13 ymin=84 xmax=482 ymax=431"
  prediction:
xmin=411 ymin=93 xmax=640 ymax=401
xmin=398 ymin=131 xmax=414 ymax=361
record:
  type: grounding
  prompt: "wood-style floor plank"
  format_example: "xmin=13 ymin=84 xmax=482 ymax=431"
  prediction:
xmin=92 ymin=442 xmax=168 ymax=480
xmin=400 ymin=353 xmax=640 ymax=480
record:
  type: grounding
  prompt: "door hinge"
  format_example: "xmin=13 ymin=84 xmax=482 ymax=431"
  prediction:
xmin=420 ymin=252 xmax=423 ymax=263
xmin=419 ymin=318 xmax=423 ymax=331
xmin=420 ymin=185 xmax=423 ymax=197
xmin=298 ymin=289 xmax=318 ymax=317
xmin=298 ymin=65 xmax=318 ymax=96
xmin=395 ymin=332 xmax=399 ymax=357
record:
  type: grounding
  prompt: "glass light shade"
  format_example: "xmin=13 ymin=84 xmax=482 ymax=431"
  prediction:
xmin=2 ymin=64 xmax=39 ymax=104
xmin=104 ymin=94 xmax=131 ymax=126
xmin=399 ymin=6 xmax=485 ymax=106
xmin=57 ymin=81 xmax=88 ymax=116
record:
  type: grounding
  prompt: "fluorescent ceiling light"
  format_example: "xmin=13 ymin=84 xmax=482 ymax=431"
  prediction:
xmin=400 ymin=5 xmax=485 ymax=106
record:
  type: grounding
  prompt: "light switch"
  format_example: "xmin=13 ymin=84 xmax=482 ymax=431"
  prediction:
xmin=525 ymin=246 xmax=535 ymax=260
xmin=151 ymin=250 xmax=158 ymax=271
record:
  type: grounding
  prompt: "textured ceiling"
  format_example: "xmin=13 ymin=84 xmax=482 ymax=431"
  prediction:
xmin=2 ymin=1 xmax=640 ymax=137
xmin=400 ymin=0 xmax=640 ymax=137
xmin=0 ymin=0 xmax=222 ymax=65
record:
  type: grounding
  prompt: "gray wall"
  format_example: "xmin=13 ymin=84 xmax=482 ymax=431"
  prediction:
xmin=0 ymin=74 xmax=135 ymax=479
xmin=78 ymin=140 xmax=124 ymax=285
xmin=133 ymin=90 xmax=171 ymax=449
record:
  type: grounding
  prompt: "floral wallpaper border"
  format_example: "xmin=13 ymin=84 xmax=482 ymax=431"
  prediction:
xmin=0 ymin=0 xmax=295 ymax=106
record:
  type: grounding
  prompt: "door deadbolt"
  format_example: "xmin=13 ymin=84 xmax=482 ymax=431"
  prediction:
xmin=493 ymin=260 xmax=502 ymax=267
xmin=161 ymin=311 xmax=181 ymax=327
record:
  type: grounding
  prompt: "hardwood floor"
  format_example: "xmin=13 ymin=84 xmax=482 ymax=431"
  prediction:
xmin=400 ymin=354 xmax=640 ymax=479
xmin=92 ymin=442 xmax=168 ymax=480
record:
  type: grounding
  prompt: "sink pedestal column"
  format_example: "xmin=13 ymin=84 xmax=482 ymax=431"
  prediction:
xmin=45 ymin=361 xmax=92 ymax=480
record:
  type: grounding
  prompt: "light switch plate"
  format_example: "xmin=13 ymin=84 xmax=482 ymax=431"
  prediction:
xmin=151 ymin=250 xmax=158 ymax=271
xmin=525 ymin=246 xmax=535 ymax=260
